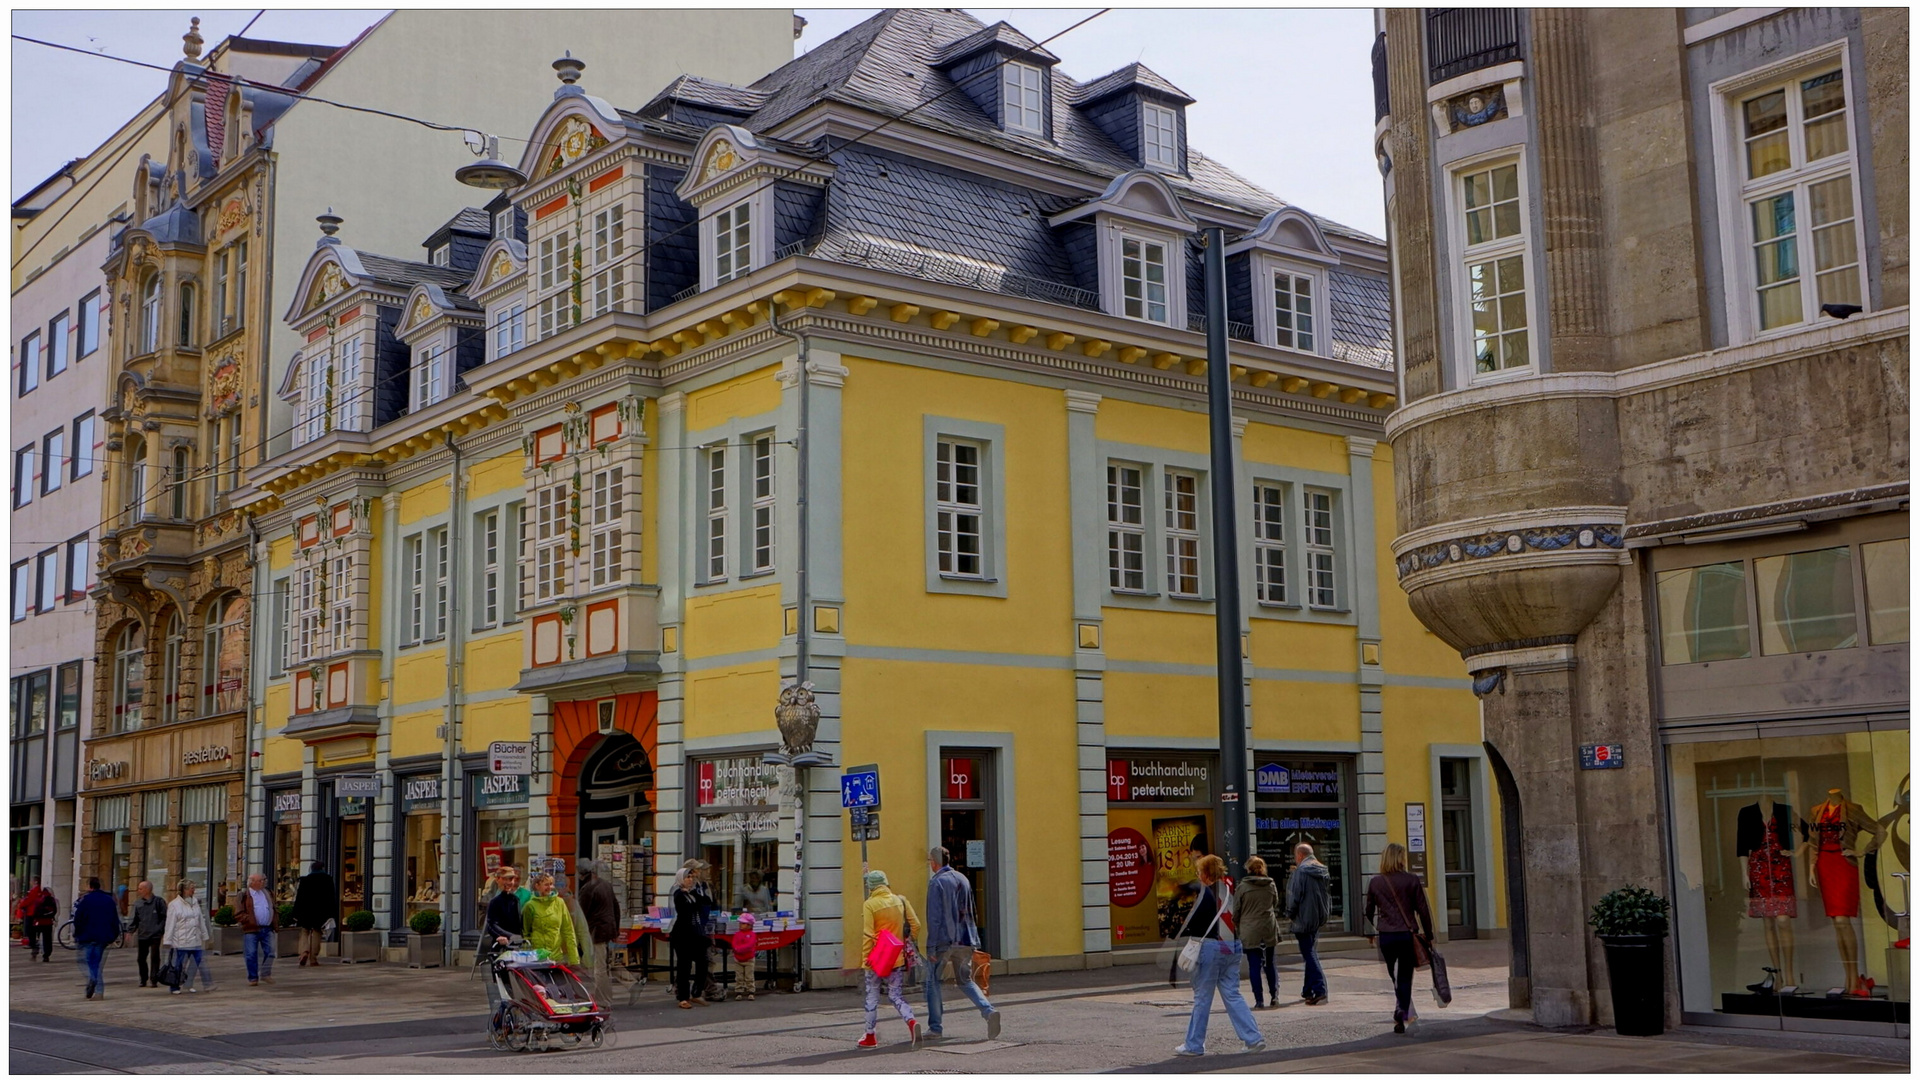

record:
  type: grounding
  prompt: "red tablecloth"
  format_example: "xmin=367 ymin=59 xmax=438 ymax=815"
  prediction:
xmin=620 ymin=926 xmax=804 ymax=950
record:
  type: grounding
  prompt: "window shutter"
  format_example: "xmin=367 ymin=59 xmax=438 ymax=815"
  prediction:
xmin=143 ymin=790 xmax=171 ymax=827
xmin=182 ymin=784 xmax=228 ymax=824
xmin=94 ymin=795 xmax=131 ymax=832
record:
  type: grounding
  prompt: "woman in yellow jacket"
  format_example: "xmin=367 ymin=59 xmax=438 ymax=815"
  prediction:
xmin=857 ymin=870 xmax=921 ymax=1049
xmin=521 ymin=872 xmax=580 ymax=966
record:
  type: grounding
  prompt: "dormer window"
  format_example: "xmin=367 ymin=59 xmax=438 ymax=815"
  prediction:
xmin=430 ymin=245 xmax=450 ymax=267
xmin=1142 ymin=104 xmax=1178 ymax=169
xmin=412 ymin=340 xmax=448 ymax=410
xmin=1002 ymin=62 xmax=1045 ymax=134
xmin=1120 ymin=235 xmax=1171 ymax=324
xmin=1272 ymin=270 xmax=1316 ymax=352
xmin=493 ymin=207 xmax=514 ymax=240
xmin=713 ymin=202 xmax=752 ymax=284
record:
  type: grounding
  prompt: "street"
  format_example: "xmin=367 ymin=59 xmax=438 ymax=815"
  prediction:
xmin=8 ymin=940 xmax=1906 ymax=1073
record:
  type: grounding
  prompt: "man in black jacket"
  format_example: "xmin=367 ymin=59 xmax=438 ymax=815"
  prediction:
xmin=576 ymin=860 xmax=622 ymax=1003
xmin=130 ymin=881 xmax=168 ymax=987
xmin=292 ymin=862 xmax=338 ymax=967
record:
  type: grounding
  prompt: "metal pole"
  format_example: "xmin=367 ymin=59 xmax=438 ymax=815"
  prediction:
xmin=1202 ymin=227 xmax=1251 ymax=875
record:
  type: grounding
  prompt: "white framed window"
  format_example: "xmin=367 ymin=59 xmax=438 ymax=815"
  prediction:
xmin=1107 ymin=463 xmax=1147 ymax=592
xmin=336 ymin=337 xmax=363 ymax=430
xmin=476 ymin=509 xmax=502 ymax=629
xmin=535 ymin=229 xmax=573 ymax=339
xmin=494 ymin=207 xmax=515 ymax=239
xmin=934 ymin=438 xmax=984 ymax=578
xmin=1454 ymin=156 xmax=1533 ymax=378
xmin=202 ymin=595 xmax=243 ymax=717
xmin=231 ymin=241 xmax=249 ymax=331
xmin=532 ymin=482 xmax=568 ymax=604
xmin=1303 ymin=488 xmax=1337 ymax=610
xmin=591 ymin=204 xmax=626 ymax=316
xmin=703 ymin=445 xmax=728 ymax=581
xmin=1119 ymin=234 xmax=1171 ymax=324
xmin=1724 ymin=57 xmax=1865 ymax=335
xmin=430 ymin=527 xmax=449 ymax=639
xmin=748 ymin=434 xmax=775 ymax=574
xmin=1253 ymin=483 xmax=1288 ymax=605
xmin=712 ymin=202 xmax=751 ymax=285
xmin=1002 ymin=61 xmax=1045 ymax=134
xmin=1272 ymin=270 xmax=1317 ymax=353
xmin=404 ymin=535 xmax=426 ymax=644
xmin=270 ymin=577 xmax=289 ymax=674
xmin=491 ymin=303 xmax=526 ymax=360
xmin=298 ymin=354 xmax=327 ymax=445
xmin=1142 ymin=103 xmax=1178 ymax=168
xmin=589 ymin=466 xmax=624 ymax=589
xmin=1164 ymin=469 xmax=1202 ymax=598
xmin=430 ymin=245 xmax=451 ymax=267
xmin=412 ymin=341 xmax=447 ymax=411
xmin=292 ymin=561 xmax=321 ymax=665
xmin=330 ymin=549 xmax=354 ymax=653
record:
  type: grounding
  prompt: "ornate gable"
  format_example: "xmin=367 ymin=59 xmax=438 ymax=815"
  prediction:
xmin=307 ymin=262 xmax=348 ymax=313
xmin=541 ymin=115 xmax=610 ymax=178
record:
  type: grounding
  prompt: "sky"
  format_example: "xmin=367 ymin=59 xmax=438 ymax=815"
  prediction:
xmin=10 ymin=7 xmax=1384 ymax=237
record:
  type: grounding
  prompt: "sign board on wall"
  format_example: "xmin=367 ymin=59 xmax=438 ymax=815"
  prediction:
xmin=1406 ymin=803 xmax=1428 ymax=879
xmin=1106 ymin=755 xmax=1216 ymax=804
xmin=696 ymin=757 xmax=779 ymax=809
xmin=474 ymin=772 xmax=528 ymax=807
xmin=944 ymin=758 xmax=977 ymax=801
xmin=1579 ymin=744 xmax=1624 ymax=770
xmin=490 ymin=741 xmax=532 ymax=775
xmin=335 ymin=775 xmax=379 ymax=798
xmin=1106 ymin=827 xmax=1154 ymax=906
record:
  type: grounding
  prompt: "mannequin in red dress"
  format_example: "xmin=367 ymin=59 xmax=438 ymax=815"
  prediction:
xmin=1802 ymin=788 xmax=1887 ymax=996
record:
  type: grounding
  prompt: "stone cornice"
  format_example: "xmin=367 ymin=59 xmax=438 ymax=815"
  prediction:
xmin=1386 ymin=306 xmax=1910 ymax=440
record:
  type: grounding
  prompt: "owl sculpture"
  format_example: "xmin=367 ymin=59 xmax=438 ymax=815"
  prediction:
xmin=774 ymin=681 xmax=820 ymax=758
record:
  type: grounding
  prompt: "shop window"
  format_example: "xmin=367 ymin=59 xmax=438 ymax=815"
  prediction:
xmin=270 ymin=790 xmax=303 ymax=903
xmin=1105 ymin=752 xmax=1219 ymax=947
xmin=1657 ymin=561 xmax=1753 ymax=664
xmin=1860 ymin=538 xmax=1908 ymax=645
xmin=1755 ymin=546 xmax=1857 ymax=655
xmin=335 ymin=795 xmax=370 ymax=918
xmin=1254 ymin=758 xmax=1355 ymax=932
xmin=691 ymin=756 xmax=780 ymax=915
xmin=143 ymin=790 xmax=172 ymax=896
xmin=471 ymin=772 xmax=529 ymax=932
xmin=400 ymin=775 xmax=444 ymax=920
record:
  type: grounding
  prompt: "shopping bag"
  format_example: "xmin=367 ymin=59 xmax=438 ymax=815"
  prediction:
xmin=1428 ymin=943 xmax=1452 ymax=1008
xmin=869 ymin=925 xmax=905 ymax=976
xmin=971 ymin=949 xmax=992 ymax=996
xmin=157 ymin=949 xmax=185 ymax=989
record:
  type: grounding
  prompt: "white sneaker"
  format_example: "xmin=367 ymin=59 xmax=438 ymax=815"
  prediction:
xmin=1239 ymin=1040 xmax=1267 ymax=1054
xmin=1173 ymin=1045 xmax=1202 ymax=1057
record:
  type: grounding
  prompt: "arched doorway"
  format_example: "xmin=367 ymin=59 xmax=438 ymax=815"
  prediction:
xmin=1485 ymin=740 xmax=1530 ymax=1010
xmin=576 ymin=732 xmax=654 ymax=864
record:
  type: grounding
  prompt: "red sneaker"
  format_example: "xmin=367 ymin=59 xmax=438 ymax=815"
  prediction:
xmin=908 ymin=1019 xmax=921 ymax=1048
xmin=856 ymin=1033 xmax=878 ymax=1049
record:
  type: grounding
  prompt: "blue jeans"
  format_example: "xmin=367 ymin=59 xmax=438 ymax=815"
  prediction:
xmin=925 ymin=945 xmax=996 ymax=1034
xmin=171 ymin=948 xmax=213 ymax=990
xmin=243 ymin=928 xmax=275 ymax=981
xmin=78 ymin=942 xmax=108 ymax=990
xmin=1297 ymin=929 xmax=1326 ymax=998
xmin=1181 ymin=938 xmax=1263 ymax=1053
xmin=1244 ymin=945 xmax=1278 ymax=1005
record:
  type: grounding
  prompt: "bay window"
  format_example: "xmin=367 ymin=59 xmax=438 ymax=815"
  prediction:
xmin=1456 ymin=158 xmax=1532 ymax=377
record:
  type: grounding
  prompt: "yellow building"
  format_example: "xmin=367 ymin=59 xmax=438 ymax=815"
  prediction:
xmin=242 ymin=10 xmax=1495 ymax=977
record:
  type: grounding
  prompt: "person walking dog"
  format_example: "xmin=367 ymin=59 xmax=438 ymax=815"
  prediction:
xmin=162 ymin=880 xmax=214 ymax=994
xmin=1364 ymin=843 xmax=1435 ymax=1034
xmin=72 ymin=878 xmax=120 ymax=1000
xmin=292 ymin=861 xmax=337 ymax=967
xmin=923 ymin=846 xmax=1001 ymax=1041
xmin=857 ymin=869 xmax=922 ymax=1049
xmin=1173 ymin=855 xmax=1265 ymax=1057
xmin=1287 ymin=843 xmax=1332 ymax=1004
xmin=130 ymin=881 xmax=168 ymax=988
xmin=236 ymin=874 xmax=278 ymax=985
xmin=1231 ymin=856 xmax=1282 ymax=1009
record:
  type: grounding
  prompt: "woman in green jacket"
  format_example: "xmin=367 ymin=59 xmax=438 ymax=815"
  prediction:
xmin=521 ymin=872 xmax=580 ymax=965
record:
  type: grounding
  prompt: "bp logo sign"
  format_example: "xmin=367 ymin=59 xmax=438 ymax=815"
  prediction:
xmin=1256 ymin=763 xmax=1291 ymax=795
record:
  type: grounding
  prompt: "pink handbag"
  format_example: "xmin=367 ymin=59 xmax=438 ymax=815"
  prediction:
xmin=869 ymin=924 xmax=905 ymax=976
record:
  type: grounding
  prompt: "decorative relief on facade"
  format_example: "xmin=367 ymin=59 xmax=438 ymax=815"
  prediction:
xmin=484 ymin=251 xmax=516 ymax=286
xmin=1446 ymin=86 xmax=1507 ymax=131
xmin=309 ymin=263 xmax=346 ymax=311
xmin=410 ymin=294 xmax=435 ymax=326
xmin=1394 ymin=523 xmax=1625 ymax=580
xmin=701 ymin=138 xmax=739 ymax=181
xmin=206 ymin=352 xmax=242 ymax=416
xmin=216 ymin=197 xmax=248 ymax=237
xmin=543 ymin=116 xmax=608 ymax=176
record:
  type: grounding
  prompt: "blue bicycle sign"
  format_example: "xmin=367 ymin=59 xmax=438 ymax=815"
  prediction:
xmin=840 ymin=765 xmax=880 ymax=809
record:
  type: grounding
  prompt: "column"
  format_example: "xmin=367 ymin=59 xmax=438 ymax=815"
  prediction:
xmin=1347 ymin=437 xmax=1387 ymax=877
xmin=1531 ymin=7 xmax=1612 ymax=371
xmin=526 ymin=692 xmax=553 ymax=860
xmin=799 ymin=350 xmax=850 ymax=981
xmin=1064 ymin=389 xmax=1110 ymax=960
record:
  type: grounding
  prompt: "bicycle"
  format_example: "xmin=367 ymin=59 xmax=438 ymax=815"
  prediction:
xmin=55 ymin=915 xmax=131 ymax=951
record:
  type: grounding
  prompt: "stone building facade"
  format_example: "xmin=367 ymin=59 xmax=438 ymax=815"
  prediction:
xmin=1375 ymin=8 xmax=1908 ymax=1035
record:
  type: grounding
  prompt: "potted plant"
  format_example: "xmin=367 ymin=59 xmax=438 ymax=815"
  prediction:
xmin=340 ymin=909 xmax=382 ymax=964
xmin=406 ymin=909 xmax=444 ymax=969
xmin=1589 ymin=885 xmax=1671 ymax=1036
xmin=275 ymin=903 xmax=301 ymax=960
xmin=211 ymin=904 xmax=247 ymax=956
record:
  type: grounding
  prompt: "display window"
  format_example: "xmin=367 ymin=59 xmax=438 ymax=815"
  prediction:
xmin=336 ymin=798 xmax=370 ymax=916
xmin=1254 ymin=757 xmax=1355 ymax=932
xmin=399 ymin=775 xmax=444 ymax=918
xmin=1668 ymin=722 xmax=1909 ymax=1028
xmin=471 ymin=771 xmax=529 ymax=931
xmin=1105 ymin=753 xmax=1217 ymax=947
xmin=691 ymin=755 xmax=781 ymax=914
xmin=269 ymin=790 xmax=303 ymax=903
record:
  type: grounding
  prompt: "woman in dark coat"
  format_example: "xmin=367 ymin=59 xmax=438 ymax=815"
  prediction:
xmin=291 ymin=861 xmax=338 ymax=967
xmin=1363 ymin=843 xmax=1435 ymax=1034
xmin=669 ymin=862 xmax=713 ymax=1009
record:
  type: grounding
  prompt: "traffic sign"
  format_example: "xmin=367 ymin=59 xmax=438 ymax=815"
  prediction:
xmin=490 ymin=741 xmax=532 ymax=775
xmin=841 ymin=765 xmax=880 ymax=809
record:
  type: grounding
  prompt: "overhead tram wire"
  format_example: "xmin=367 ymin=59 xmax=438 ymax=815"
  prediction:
xmin=18 ymin=11 xmax=1117 ymax=545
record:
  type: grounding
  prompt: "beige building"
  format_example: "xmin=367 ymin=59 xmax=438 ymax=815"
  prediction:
xmin=1375 ymin=8 xmax=1907 ymax=1036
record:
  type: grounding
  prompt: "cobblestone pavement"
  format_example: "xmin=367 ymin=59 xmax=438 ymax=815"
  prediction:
xmin=7 ymin=940 xmax=1908 ymax=1073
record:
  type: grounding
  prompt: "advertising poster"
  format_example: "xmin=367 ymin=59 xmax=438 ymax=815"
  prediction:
xmin=1152 ymin=814 xmax=1210 ymax=940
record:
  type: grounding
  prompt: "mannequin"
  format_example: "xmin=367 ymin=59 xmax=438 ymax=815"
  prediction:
xmin=1736 ymin=793 xmax=1796 ymax=992
xmin=1803 ymin=788 xmax=1887 ymax=997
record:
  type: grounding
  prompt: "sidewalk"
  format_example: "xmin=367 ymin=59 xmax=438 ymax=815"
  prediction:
xmin=7 ymin=938 xmax=1908 ymax=1072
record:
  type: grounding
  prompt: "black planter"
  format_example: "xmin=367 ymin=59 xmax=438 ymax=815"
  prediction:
xmin=1598 ymin=933 xmax=1667 ymax=1036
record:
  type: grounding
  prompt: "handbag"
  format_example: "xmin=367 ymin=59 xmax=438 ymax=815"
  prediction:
xmin=1176 ymin=883 xmax=1230 ymax=975
xmin=1428 ymin=941 xmax=1453 ymax=1008
xmin=868 ymin=897 xmax=910 ymax=977
xmin=157 ymin=948 xmax=185 ymax=989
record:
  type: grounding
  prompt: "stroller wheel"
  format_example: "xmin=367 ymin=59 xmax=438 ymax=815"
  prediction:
xmin=493 ymin=1001 xmax=535 ymax=1052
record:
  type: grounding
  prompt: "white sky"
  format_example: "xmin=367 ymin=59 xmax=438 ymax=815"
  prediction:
xmin=11 ymin=7 xmax=1383 ymax=237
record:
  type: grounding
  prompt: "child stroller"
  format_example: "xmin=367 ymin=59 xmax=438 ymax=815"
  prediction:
xmin=487 ymin=940 xmax=613 ymax=1052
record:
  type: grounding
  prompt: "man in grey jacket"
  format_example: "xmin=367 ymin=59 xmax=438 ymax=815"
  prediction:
xmin=130 ymin=881 xmax=168 ymax=988
xmin=923 ymin=847 xmax=1000 ymax=1041
xmin=1286 ymin=843 xmax=1331 ymax=1004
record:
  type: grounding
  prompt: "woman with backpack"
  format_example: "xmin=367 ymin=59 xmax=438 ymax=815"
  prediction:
xmin=1363 ymin=842 xmax=1435 ymax=1034
xmin=1173 ymin=855 xmax=1265 ymax=1057
xmin=856 ymin=869 xmax=922 ymax=1049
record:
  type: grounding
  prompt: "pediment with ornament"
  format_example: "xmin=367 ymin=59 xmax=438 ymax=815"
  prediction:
xmin=542 ymin=115 xmax=610 ymax=178
xmin=306 ymin=262 xmax=348 ymax=313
